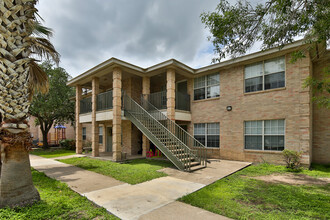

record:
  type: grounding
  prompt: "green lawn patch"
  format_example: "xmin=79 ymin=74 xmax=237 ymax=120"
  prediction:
xmin=59 ymin=157 xmax=173 ymax=185
xmin=30 ymin=148 xmax=76 ymax=158
xmin=0 ymin=169 xmax=117 ymax=220
xmin=180 ymin=163 xmax=330 ymax=220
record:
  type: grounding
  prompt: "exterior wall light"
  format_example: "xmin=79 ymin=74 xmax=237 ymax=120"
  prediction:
xmin=226 ymin=106 xmax=232 ymax=111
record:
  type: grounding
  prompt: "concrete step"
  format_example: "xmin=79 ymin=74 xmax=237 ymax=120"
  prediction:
xmin=188 ymin=164 xmax=206 ymax=172
xmin=184 ymin=161 xmax=200 ymax=168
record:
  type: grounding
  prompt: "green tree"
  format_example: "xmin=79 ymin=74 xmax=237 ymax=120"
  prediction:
xmin=201 ymin=0 xmax=329 ymax=107
xmin=201 ymin=0 xmax=329 ymax=61
xmin=304 ymin=66 xmax=330 ymax=108
xmin=0 ymin=0 xmax=59 ymax=207
xmin=29 ymin=62 xmax=75 ymax=149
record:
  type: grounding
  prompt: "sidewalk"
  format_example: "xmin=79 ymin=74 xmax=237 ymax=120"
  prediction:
xmin=30 ymin=154 xmax=249 ymax=220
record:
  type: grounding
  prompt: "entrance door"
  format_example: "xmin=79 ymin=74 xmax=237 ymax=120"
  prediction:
xmin=106 ymin=127 xmax=112 ymax=152
xmin=177 ymin=81 xmax=187 ymax=94
xmin=176 ymin=81 xmax=188 ymax=111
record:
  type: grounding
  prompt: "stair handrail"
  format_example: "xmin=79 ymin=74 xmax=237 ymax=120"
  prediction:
xmin=141 ymin=95 xmax=207 ymax=167
xmin=123 ymin=93 xmax=196 ymax=170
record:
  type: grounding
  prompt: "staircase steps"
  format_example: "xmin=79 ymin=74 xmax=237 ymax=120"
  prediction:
xmin=123 ymin=93 xmax=207 ymax=172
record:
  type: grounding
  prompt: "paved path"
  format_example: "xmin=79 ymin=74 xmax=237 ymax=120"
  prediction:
xmin=30 ymin=154 xmax=250 ymax=220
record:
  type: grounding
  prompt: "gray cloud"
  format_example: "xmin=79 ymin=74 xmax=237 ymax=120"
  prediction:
xmin=38 ymin=1 xmax=268 ymax=77
xmin=37 ymin=0 xmax=222 ymax=77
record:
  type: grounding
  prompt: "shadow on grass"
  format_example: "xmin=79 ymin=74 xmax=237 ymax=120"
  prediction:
xmin=236 ymin=178 xmax=329 ymax=219
xmin=123 ymin=158 xmax=174 ymax=168
xmin=0 ymin=170 xmax=116 ymax=220
xmin=310 ymin=163 xmax=330 ymax=172
xmin=58 ymin=157 xmax=173 ymax=184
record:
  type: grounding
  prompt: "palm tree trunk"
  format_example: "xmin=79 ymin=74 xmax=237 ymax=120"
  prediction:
xmin=0 ymin=0 xmax=59 ymax=208
xmin=0 ymin=129 xmax=40 ymax=208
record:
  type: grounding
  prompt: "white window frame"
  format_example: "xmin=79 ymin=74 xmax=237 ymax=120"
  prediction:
xmin=244 ymin=119 xmax=285 ymax=151
xmin=244 ymin=56 xmax=286 ymax=93
xmin=193 ymin=123 xmax=220 ymax=148
xmin=194 ymin=73 xmax=220 ymax=100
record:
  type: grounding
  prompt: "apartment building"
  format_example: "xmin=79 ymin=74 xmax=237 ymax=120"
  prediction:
xmin=67 ymin=41 xmax=330 ymax=170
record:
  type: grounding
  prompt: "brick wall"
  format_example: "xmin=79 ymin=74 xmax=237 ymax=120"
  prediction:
xmin=150 ymin=73 xmax=166 ymax=93
xmin=29 ymin=116 xmax=75 ymax=142
xmin=131 ymin=123 xmax=142 ymax=155
xmin=131 ymin=76 xmax=142 ymax=102
xmin=122 ymin=120 xmax=132 ymax=155
xmin=189 ymin=53 xmax=313 ymax=165
xmin=29 ymin=116 xmax=39 ymax=140
xmin=312 ymin=51 xmax=330 ymax=164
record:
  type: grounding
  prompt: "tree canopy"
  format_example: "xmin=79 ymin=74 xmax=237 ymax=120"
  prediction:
xmin=201 ymin=0 xmax=330 ymax=109
xmin=29 ymin=62 xmax=75 ymax=148
xmin=201 ymin=0 xmax=330 ymax=62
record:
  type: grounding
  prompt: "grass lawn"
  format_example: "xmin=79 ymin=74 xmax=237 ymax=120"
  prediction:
xmin=59 ymin=157 xmax=173 ymax=184
xmin=0 ymin=169 xmax=117 ymax=220
xmin=30 ymin=148 xmax=76 ymax=158
xmin=180 ymin=163 xmax=330 ymax=220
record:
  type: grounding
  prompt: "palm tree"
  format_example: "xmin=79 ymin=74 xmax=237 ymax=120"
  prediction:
xmin=0 ymin=0 xmax=59 ymax=208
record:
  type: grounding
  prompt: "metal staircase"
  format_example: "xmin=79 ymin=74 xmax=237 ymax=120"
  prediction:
xmin=123 ymin=94 xmax=207 ymax=172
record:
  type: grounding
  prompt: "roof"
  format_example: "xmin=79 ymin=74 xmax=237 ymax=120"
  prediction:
xmin=67 ymin=40 xmax=307 ymax=87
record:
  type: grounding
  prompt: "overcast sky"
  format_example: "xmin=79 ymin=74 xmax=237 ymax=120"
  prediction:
xmin=37 ymin=0 xmax=258 ymax=78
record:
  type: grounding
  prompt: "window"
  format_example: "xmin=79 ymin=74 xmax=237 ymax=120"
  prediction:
xmin=244 ymin=119 xmax=285 ymax=151
xmin=194 ymin=73 xmax=220 ymax=100
xmin=194 ymin=123 xmax=220 ymax=148
xmin=82 ymin=127 xmax=86 ymax=141
xmin=245 ymin=57 xmax=285 ymax=93
xmin=99 ymin=126 xmax=103 ymax=144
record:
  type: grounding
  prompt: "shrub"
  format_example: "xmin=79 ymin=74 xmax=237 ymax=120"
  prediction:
xmin=283 ymin=149 xmax=302 ymax=170
xmin=59 ymin=139 xmax=76 ymax=150
xmin=82 ymin=140 xmax=92 ymax=152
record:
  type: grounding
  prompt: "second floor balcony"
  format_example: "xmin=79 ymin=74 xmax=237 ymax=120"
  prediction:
xmin=79 ymin=89 xmax=191 ymax=122
xmin=80 ymin=90 xmax=191 ymax=114
xmin=146 ymin=91 xmax=190 ymax=111
xmin=80 ymin=90 xmax=113 ymax=114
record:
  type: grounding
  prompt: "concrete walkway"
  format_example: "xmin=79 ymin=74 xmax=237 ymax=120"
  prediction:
xmin=30 ymin=154 xmax=250 ymax=220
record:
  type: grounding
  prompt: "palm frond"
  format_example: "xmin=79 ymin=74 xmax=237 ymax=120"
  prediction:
xmin=32 ymin=22 xmax=53 ymax=38
xmin=29 ymin=37 xmax=60 ymax=65
xmin=28 ymin=61 xmax=49 ymax=99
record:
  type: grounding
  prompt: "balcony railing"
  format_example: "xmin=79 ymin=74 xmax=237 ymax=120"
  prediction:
xmin=80 ymin=89 xmax=190 ymax=114
xmin=80 ymin=97 xmax=92 ymax=114
xmin=147 ymin=91 xmax=167 ymax=110
xmin=97 ymin=90 xmax=113 ymax=111
xmin=146 ymin=91 xmax=190 ymax=111
xmin=176 ymin=92 xmax=190 ymax=111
